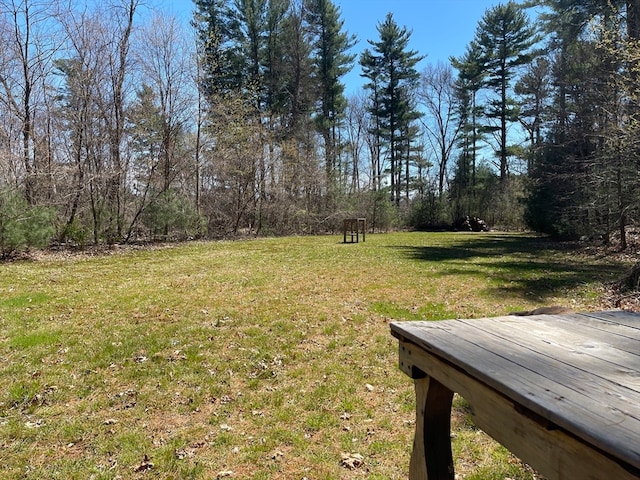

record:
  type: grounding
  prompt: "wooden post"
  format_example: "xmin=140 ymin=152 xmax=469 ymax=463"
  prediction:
xmin=410 ymin=373 xmax=455 ymax=480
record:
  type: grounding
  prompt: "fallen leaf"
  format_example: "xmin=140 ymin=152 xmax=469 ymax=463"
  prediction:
xmin=24 ymin=419 xmax=43 ymax=429
xmin=175 ymin=448 xmax=196 ymax=459
xmin=341 ymin=452 xmax=364 ymax=469
xmin=133 ymin=454 xmax=154 ymax=472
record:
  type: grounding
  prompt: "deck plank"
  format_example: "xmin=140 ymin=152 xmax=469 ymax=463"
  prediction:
xmin=458 ymin=316 xmax=640 ymax=393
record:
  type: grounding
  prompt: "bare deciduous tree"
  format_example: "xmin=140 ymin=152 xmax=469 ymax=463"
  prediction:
xmin=418 ymin=62 xmax=463 ymax=196
xmin=344 ymin=92 xmax=369 ymax=192
xmin=0 ymin=0 xmax=61 ymax=203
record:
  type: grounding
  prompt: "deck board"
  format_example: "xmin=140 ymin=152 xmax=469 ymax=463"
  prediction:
xmin=458 ymin=316 xmax=640 ymax=393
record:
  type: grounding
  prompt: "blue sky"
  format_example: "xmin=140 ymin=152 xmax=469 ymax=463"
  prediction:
xmin=333 ymin=0 xmax=509 ymax=93
xmin=162 ymin=0 xmax=510 ymax=93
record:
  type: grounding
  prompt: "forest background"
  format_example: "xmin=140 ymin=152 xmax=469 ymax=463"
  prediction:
xmin=1 ymin=0 xmax=640 ymax=254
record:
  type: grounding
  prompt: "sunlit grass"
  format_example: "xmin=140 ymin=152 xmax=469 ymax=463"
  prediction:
xmin=0 ymin=232 xmax=629 ymax=479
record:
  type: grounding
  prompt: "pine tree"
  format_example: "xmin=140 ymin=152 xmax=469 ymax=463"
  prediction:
xmin=514 ymin=57 xmax=552 ymax=173
xmin=360 ymin=13 xmax=423 ymax=205
xmin=524 ymin=0 xmax=624 ymax=238
xmin=305 ymin=0 xmax=356 ymax=188
xmin=234 ymin=0 xmax=269 ymax=111
xmin=262 ymin=0 xmax=289 ymax=119
xmin=475 ymin=1 xmax=538 ymax=181
xmin=192 ymin=0 xmax=241 ymax=98
xmin=451 ymin=41 xmax=485 ymax=215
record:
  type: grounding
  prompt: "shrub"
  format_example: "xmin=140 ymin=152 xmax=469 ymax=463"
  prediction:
xmin=0 ymin=190 xmax=56 ymax=257
xmin=141 ymin=190 xmax=207 ymax=240
xmin=59 ymin=218 xmax=90 ymax=246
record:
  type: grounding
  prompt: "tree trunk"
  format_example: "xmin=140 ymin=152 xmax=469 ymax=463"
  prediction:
xmin=628 ymin=0 xmax=640 ymax=39
xmin=618 ymin=165 xmax=627 ymax=251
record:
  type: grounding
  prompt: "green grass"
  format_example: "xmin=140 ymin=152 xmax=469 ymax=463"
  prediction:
xmin=0 ymin=232 xmax=630 ymax=479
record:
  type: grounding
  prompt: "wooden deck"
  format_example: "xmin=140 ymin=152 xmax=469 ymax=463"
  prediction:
xmin=390 ymin=311 xmax=640 ymax=480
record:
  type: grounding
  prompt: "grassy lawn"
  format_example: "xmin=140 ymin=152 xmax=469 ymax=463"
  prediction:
xmin=0 ymin=232 xmax=630 ymax=479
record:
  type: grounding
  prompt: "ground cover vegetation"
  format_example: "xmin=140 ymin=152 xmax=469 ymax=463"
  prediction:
xmin=2 ymin=0 xmax=640 ymax=254
xmin=0 ymin=232 xmax=633 ymax=479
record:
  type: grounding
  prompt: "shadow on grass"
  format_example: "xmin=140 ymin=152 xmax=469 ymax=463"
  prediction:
xmin=392 ymin=234 xmax=627 ymax=302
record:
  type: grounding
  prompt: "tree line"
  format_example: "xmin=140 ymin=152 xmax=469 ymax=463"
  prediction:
xmin=1 ymin=0 xmax=640 ymax=255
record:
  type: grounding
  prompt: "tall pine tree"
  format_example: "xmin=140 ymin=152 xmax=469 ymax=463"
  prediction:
xmin=451 ymin=41 xmax=486 ymax=198
xmin=305 ymin=0 xmax=356 ymax=189
xmin=192 ymin=0 xmax=242 ymax=99
xmin=475 ymin=1 xmax=538 ymax=181
xmin=360 ymin=13 xmax=423 ymax=205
